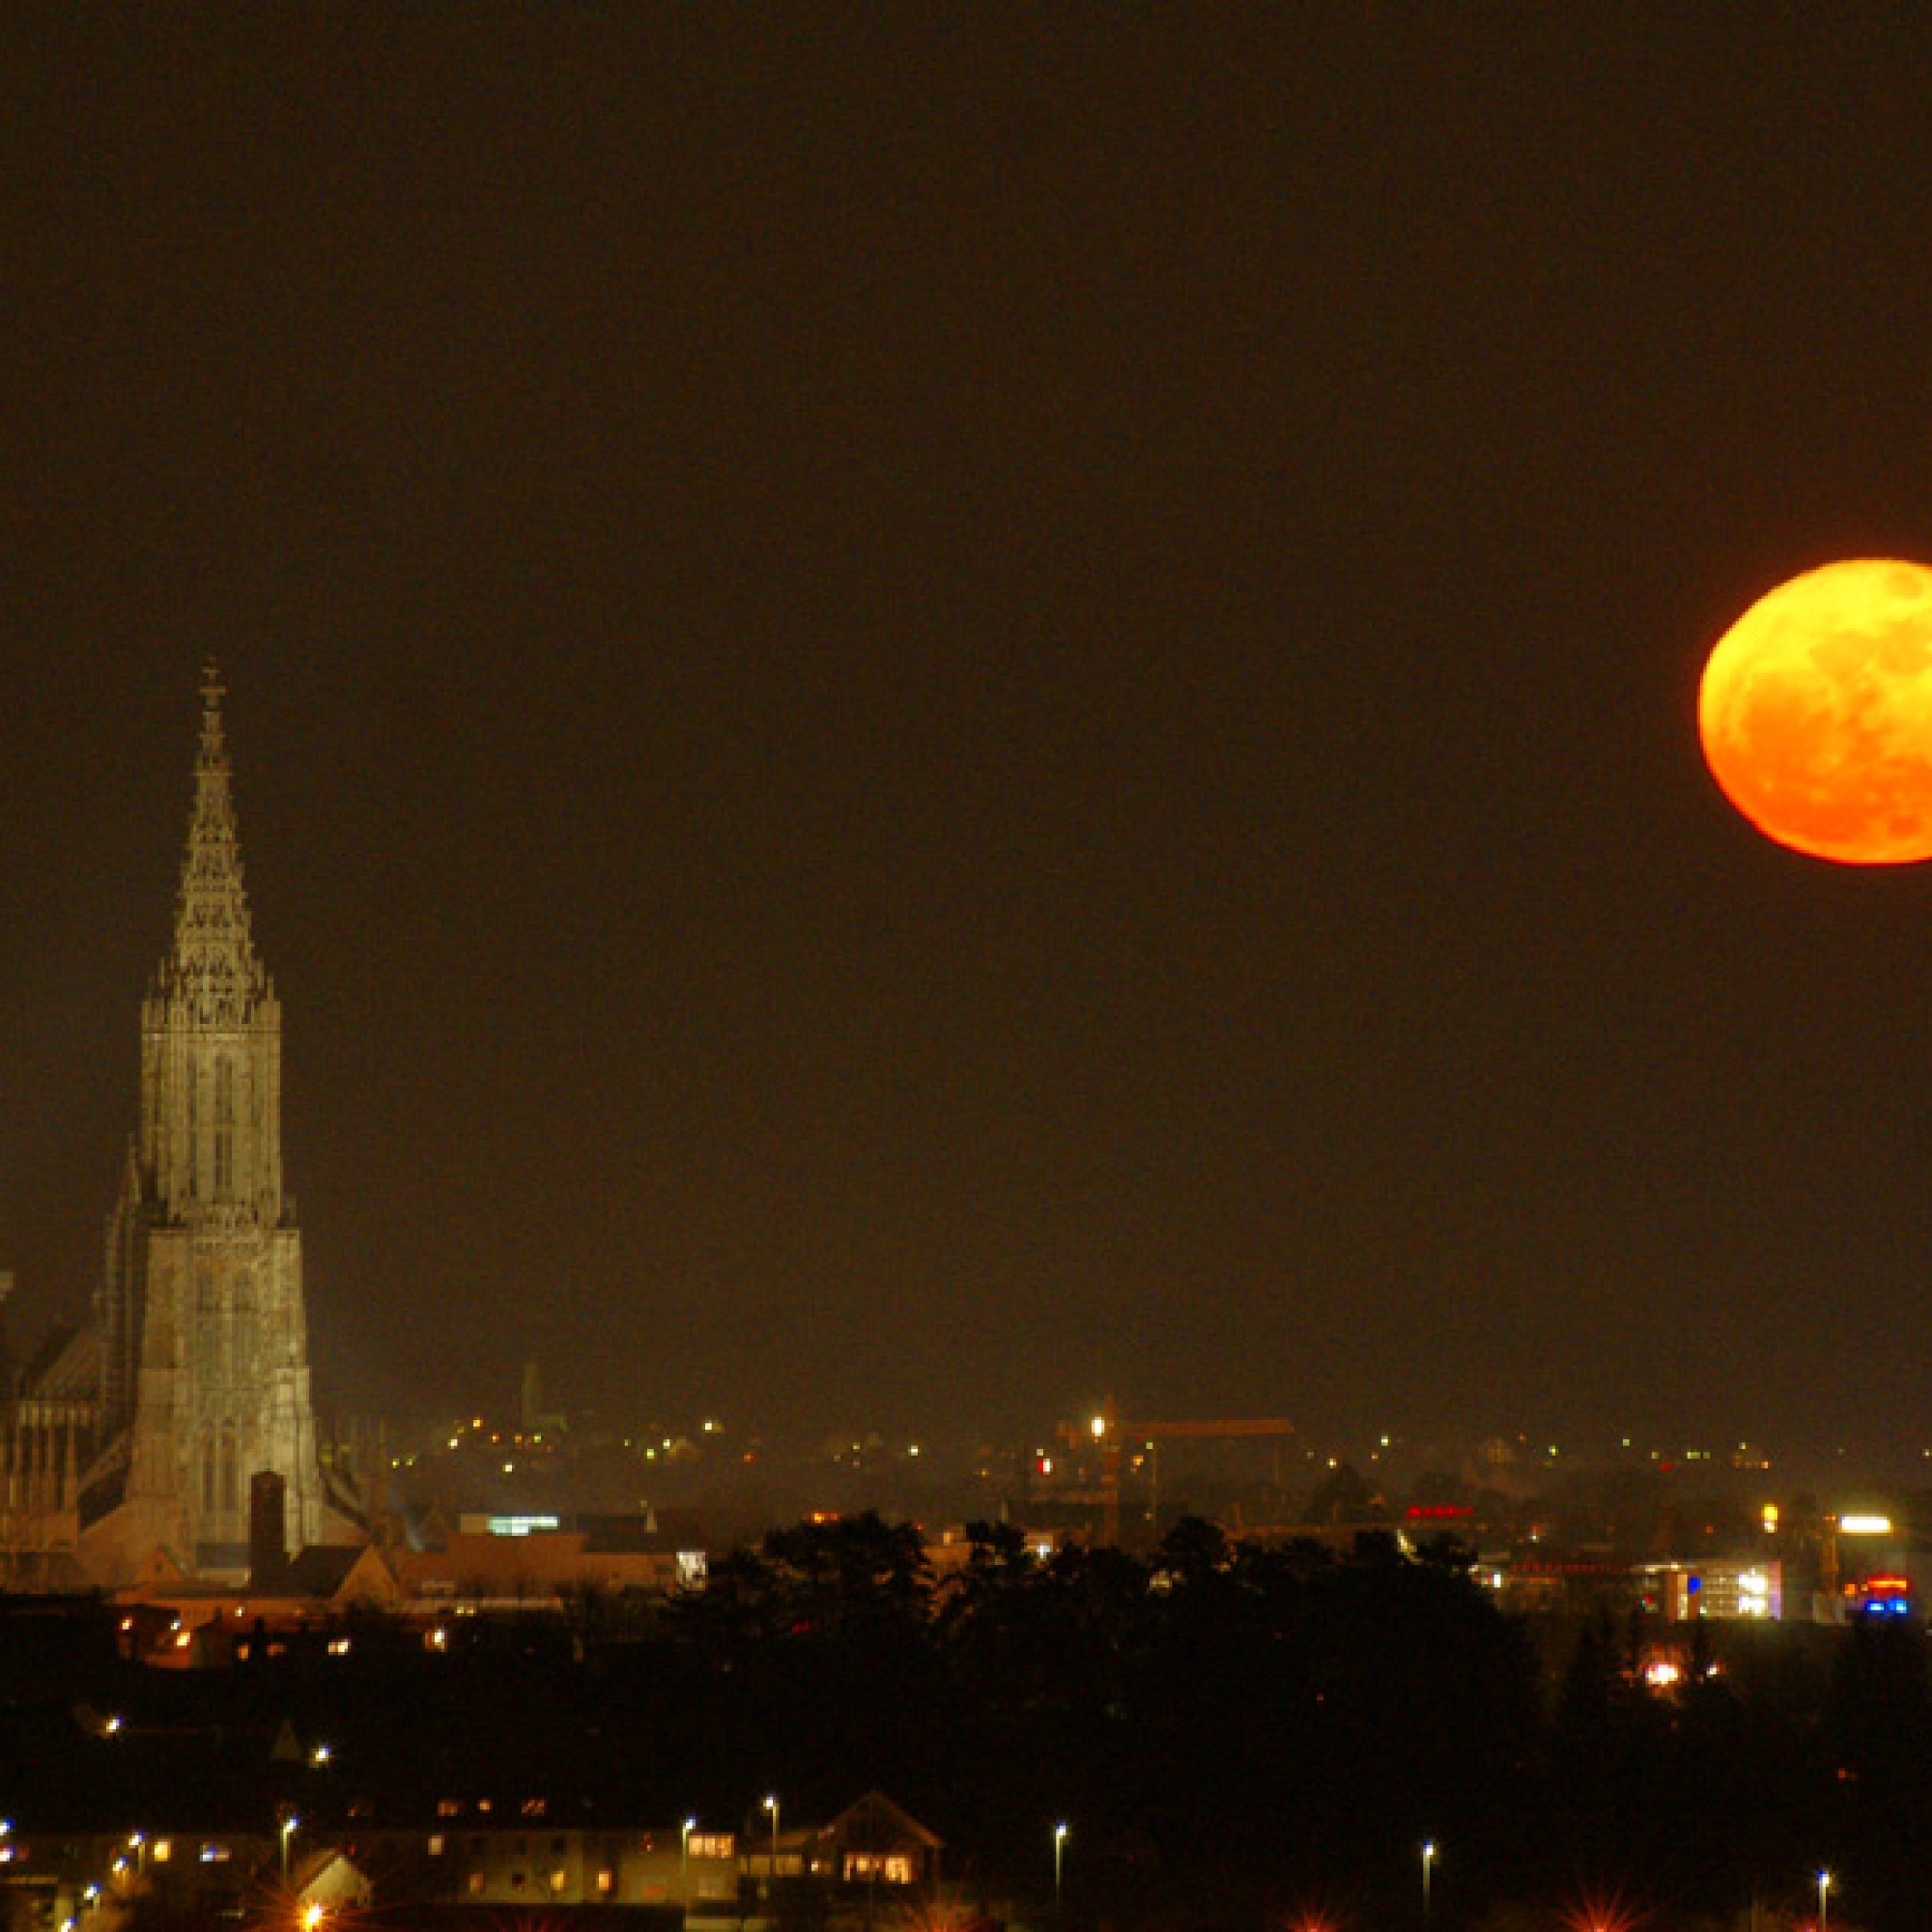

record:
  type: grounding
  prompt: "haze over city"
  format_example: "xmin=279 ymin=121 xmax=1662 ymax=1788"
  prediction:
xmin=8 ymin=12 xmax=1932 ymax=1460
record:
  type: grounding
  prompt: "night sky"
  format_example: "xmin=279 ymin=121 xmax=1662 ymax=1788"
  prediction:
xmin=6 ymin=11 xmax=1932 ymax=1456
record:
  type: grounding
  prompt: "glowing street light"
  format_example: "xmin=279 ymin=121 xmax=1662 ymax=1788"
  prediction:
xmin=681 ymin=1817 xmax=696 ymax=1903
xmin=1421 ymin=1841 xmax=1437 ymax=1925
xmin=1054 ymin=1822 xmax=1068 ymax=1922
xmin=1818 ymin=1869 xmax=1832 ymax=1932
xmin=763 ymin=1796 xmax=780 ymax=1887
xmin=280 ymin=1815 xmax=298 ymax=1881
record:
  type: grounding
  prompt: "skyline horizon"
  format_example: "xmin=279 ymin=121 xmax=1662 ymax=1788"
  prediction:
xmin=9 ymin=15 xmax=1932 ymax=1460
xmin=7 ymin=649 xmax=1932 ymax=1461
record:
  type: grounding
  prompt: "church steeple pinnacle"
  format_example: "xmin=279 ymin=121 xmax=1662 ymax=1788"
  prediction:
xmin=163 ymin=659 xmax=265 ymax=1026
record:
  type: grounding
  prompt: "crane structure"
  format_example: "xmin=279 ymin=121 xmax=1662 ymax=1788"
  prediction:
xmin=1054 ymin=1398 xmax=1295 ymax=1547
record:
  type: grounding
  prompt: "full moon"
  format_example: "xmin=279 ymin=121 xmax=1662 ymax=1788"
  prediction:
xmin=1698 ymin=557 xmax=1932 ymax=865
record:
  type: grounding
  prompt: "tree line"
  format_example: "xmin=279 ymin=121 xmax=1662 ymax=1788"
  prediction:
xmin=5 ymin=1515 xmax=1932 ymax=1929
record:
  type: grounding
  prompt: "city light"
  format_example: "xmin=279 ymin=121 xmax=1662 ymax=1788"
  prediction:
xmin=1560 ymin=1890 xmax=1642 ymax=1932
xmin=1838 ymin=1515 xmax=1892 ymax=1536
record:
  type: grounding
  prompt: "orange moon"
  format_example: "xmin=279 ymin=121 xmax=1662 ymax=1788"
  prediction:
xmin=1698 ymin=558 xmax=1932 ymax=865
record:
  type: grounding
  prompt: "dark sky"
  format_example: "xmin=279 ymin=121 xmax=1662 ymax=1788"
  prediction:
xmin=6 ymin=9 xmax=1932 ymax=1455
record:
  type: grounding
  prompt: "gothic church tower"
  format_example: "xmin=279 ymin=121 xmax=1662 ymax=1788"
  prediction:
xmin=83 ymin=666 xmax=333 ymax=1581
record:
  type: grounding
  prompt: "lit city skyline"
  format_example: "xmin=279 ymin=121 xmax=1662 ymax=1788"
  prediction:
xmin=9 ymin=14 xmax=1932 ymax=1464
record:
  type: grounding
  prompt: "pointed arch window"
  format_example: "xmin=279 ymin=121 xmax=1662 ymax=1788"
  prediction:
xmin=201 ymin=1433 xmax=216 ymax=1513
xmin=218 ymin=1427 xmax=238 ymax=1515
xmin=185 ymin=1062 xmax=199 ymax=1199
xmin=214 ymin=1056 xmax=235 ymax=1197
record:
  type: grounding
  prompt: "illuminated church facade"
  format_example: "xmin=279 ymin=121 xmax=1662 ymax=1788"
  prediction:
xmin=0 ymin=668 xmax=358 ymax=1586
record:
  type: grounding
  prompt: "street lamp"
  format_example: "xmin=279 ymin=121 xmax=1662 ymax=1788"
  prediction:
xmin=681 ymin=1817 xmax=696 ymax=1907
xmin=1054 ymin=1822 xmax=1068 ymax=1923
xmin=1421 ymin=1841 xmax=1437 ymax=1925
xmin=1817 ymin=1869 xmax=1832 ymax=1932
xmin=280 ymin=1815 xmax=298 ymax=1882
xmin=763 ymin=1796 xmax=780 ymax=1888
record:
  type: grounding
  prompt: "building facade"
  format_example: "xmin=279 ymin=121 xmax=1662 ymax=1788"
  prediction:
xmin=4 ymin=667 xmax=355 ymax=1586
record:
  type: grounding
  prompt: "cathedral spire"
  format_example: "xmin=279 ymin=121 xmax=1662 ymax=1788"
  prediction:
xmin=93 ymin=663 xmax=334 ymax=1585
xmin=164 ymin=659 xmax=264 ymax=1024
